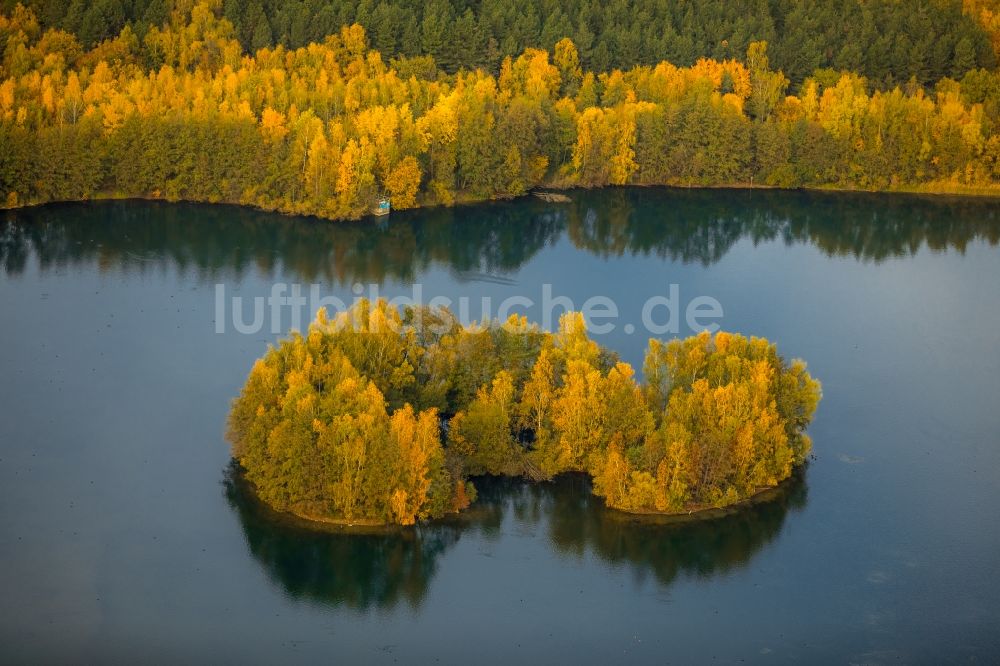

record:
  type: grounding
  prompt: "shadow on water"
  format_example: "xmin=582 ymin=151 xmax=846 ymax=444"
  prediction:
xmin=224 ymin=465 xmax=807 ymax=613
xmin=2 ymin=188 xmax=998 ymax=280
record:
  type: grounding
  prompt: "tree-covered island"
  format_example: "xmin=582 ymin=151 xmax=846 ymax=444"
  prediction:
xmin=227 ymin=300 xmax=821 ymax=526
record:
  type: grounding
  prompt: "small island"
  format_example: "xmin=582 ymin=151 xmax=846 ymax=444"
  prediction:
xmin=227 ymin=300 xmax=821 ymax=526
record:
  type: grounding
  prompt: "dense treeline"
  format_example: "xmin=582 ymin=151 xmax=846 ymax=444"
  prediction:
xmin=5 ymin=0 xmax=997 ymax=86
xmin=3 ymin=3 xmax=1000 ymax=219
xmin=966 ymin=0 xmax=1000 ymax=58
xmin=227 ymin=300 xmax=821 ymax=525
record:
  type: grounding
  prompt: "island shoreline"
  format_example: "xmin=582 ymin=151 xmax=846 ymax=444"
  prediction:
xmin=234 ymin=465 xmax=809 ymax=533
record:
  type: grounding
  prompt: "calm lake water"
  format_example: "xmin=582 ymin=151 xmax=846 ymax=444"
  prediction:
xmin=1 ymin=189 xmax=999 ymax=663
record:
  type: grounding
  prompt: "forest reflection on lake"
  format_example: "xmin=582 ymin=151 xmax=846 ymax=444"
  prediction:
xmin=226 ymin=467 xmax=807 ymax=612
xmin=2 ymin=189 xmax=998 ymax=284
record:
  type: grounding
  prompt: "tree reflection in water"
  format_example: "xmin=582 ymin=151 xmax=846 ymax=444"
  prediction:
xmin=2 ymin=189 xmax=997 ymax=280
xmin=224 ymin=465 xmax=807 ymax=612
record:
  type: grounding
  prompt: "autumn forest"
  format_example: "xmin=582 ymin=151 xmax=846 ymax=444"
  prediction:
xmin=2 ymin=0 xmax=1000 ymax=221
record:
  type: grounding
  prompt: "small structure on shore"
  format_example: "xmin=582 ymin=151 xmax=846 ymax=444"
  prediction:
xmin=533 ymin=191 xmax=571 ymax=203
xmin=373 ymin=198 xmax=391 ymax=216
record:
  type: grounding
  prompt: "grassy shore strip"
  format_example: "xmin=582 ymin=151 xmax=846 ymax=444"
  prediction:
xmin=3 ymin=181 xmax=999 ymax=221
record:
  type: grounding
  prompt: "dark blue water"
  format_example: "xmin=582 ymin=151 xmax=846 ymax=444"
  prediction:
xmin=1 ymin=189 xmax=999 ymax=662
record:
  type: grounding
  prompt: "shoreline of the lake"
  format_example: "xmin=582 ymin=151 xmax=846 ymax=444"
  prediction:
xmin=240 ymin=467 xmax=808 ymax=532
xmin=3 ymin=180 xmax=999 ymax=223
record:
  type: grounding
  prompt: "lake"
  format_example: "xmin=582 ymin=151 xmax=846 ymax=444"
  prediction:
xmin=1 ymin=189 xmax=999 ymax=663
